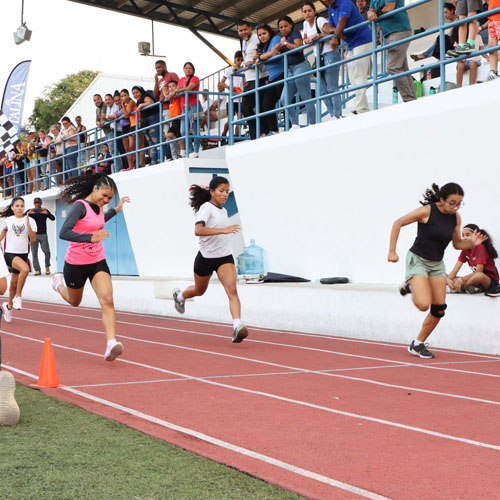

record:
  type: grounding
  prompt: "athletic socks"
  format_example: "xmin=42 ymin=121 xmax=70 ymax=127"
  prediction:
xmin=233 ymin=318 xmax=242 ymax=329
xmin=107 ymin=339 xmax=118 ymax=349
xmin=177 ymin=292 xmax=185 ymax=303
xmin=466 ymin=38 xmax=475 ymax=47
xmin=413 ymin=339 xmax=424 ymax=346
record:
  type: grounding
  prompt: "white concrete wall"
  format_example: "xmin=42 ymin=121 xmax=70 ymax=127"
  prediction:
xmin=226 ymin=80 xmax=500 ymax=283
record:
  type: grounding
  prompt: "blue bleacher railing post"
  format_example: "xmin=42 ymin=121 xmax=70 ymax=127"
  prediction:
xmin=228 ymin=71 xmax=235 ymax=146
xmin=439 ymin=0 xmax=446 ymax=92
xmin=371 ymin=19 xmax=379 ymax=110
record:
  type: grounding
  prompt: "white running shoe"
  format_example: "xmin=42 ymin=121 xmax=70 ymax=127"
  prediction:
xmin=104 ymin=340 xmax=124 ymax=362
xmin=12 ymin=296 xmax=22 ymax=310
xmin=173 ymin=288 xmax=185 ymax=314
xmin=52 ymin=274 xmax=64 ymax=293
xmin=188 ymin=152 xmax=199 ymax=158
xmin=232 ymin=324 xmax=249 ymax=343
xmin=0 ymin=371 xmax=20 ymax=426
xmin=2 ymin=302 xmax=12 ymax=323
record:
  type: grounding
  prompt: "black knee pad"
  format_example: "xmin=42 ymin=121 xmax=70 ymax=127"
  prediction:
xmin=430 ymin=303 xmax=447 ymax=318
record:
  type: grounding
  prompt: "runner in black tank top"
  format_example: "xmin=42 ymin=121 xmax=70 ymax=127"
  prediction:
xmin=388 ymin=183 xmax=487 ymax=359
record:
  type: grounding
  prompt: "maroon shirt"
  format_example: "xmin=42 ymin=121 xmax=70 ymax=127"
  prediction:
xmin=459 ymin=244 xmax=499 ymax=281
xmin=157 ymin=71 xmax=180 ymax=109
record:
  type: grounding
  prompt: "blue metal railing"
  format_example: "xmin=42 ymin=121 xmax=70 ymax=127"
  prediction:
xmin=2 ymin=0 xmax=500 ymax=198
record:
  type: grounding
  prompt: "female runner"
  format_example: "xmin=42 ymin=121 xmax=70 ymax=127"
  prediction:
xmin=0 ymin=197 xmax=37 ymax=322
xmin=388 ymin=183 xmax=486 ymax=358
xmin=52 ymin=173 xmax=130 ymax=361
xmin=173 ymin=176 xmax=248 ymax=343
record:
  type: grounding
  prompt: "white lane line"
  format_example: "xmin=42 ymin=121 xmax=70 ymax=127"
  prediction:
xmin=3 ymin=331 xmax=500 ymax=452
xmin=5 ymin=364 xmax=393 ymax=500
xmin=23 ymin=302 xmax=500 ymax=360
xmin=9 ymin=313 xmax=500 ymax=389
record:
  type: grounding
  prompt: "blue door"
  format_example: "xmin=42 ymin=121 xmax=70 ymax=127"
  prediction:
xmin=55 ymin=191 xmax=138 ymax=275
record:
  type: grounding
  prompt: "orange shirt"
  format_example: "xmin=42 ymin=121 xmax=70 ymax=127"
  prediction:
xmin=169 ymin=96 xmax=182 ymax=118
xmin=490 ymin=0 xmax=500 ymax=21
xmin=127 ymin=101 xmax=138 ymax=127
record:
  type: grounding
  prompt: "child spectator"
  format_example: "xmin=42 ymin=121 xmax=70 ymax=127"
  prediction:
xmin=450 ymin=0 xmax=482 ymax=54
xmin=456 ymin=33 xmax=486 ymax=86
xmin=486 ymin=0 xmax=500 ymax=79
xmin=97 ymin=144 xmax=113 ymax=175
xmin=166 ymin=80 xmax=182 ymax=159
xmin=447 ymin=223 xmax=499 ymax=294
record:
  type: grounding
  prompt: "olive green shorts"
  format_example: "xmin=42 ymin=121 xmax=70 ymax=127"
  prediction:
xmin=405 ymin=251 xmax=447 ymax=282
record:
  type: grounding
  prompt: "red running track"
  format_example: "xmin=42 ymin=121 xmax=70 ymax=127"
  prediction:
xmin=2 ymin=299 xmax=500 ymax=500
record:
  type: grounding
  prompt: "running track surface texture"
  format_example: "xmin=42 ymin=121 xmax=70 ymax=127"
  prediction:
xmin=2 ymin=300 xmax=500 ymax=500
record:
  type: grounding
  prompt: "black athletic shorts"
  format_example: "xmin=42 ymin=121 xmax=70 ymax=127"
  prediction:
xmin=193 ymin=252 xmax=234 ymax=277
xmin=4 ymin=253 xmax=29 ymax=275
xmin=168 ymin=119 xmax=181 ymax=138
xmin=63 ymin=259 xmax=110 ymax=289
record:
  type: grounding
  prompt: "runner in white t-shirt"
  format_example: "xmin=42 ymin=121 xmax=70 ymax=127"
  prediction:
xmin=0 ymin=197 xmax=37 ymax=322
xmin=172 ymin=176 xmax=249 ymax=343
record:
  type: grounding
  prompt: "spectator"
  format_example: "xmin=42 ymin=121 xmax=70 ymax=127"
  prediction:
xmin=302 ymin=2 xmax=343 ymax=120
xmin=112 ymin=90 xmax=129 ymax=170
xmin=255 ymin=24 xmax=284 ymax=136
xmin=26 ymin=197 xmax=55 ymax=276
xmin=49 ymin=124 xmax=63 ymax=185
xmin=368 ymin=0 xmax=417 ymax=102
xmin=277 ymin=15 xmax=317 ymax=129
xmin=120 ymin=89 xmax=139 ymax=169
xmin=411 ymin=3 xmax=458 ymax=61
xmin=477 ymin=1 xmax=490 ymax=46
xmin=55 ymin=117 xmax=79 ymax=179
xmin=450 ymin=0 xmax=482 ymax=54
xmin=166 ymin=80 xmax=183 ymax=158
xmin=1 ymin=156 xmax=13 ymax=198
xmin=97 ymin=144 xmax=113 ymax=174
xmin=132 ymin=85 xmax=161 ymax=165
xmin=357 ymin=0 xmax=370 ymax=20
xmin=326 ymin=0 xmax=373 ymax=114
xmin=103 ymin=93 xmax=120 ymax=170
xmin=94 ymin=94 xmax=111 ymax=140
xmin=37 ymin=129 xmax=52 ymax=190
xmin=75 ymin=115 xmax=88 ymax=148
xmin=238 ymin=20 xmax=269 ymax=140
xmin=13 ymin=140 xmax=27 ymax=196
xmin=447 ymin=224 xmax=499 ymax=294
xmin=26 ymin=131 xmax=39 ymax=194
xmin=173 ymin=62 xmax=202 ymax=158
xmin=486 ymin=0 xmax=500 ymax=79
xmin=218 ymin=50 xmax=244 ymax=139
xmin=153 ymin=59 xmax=179 ymax=161
xmin=456 ymin=33 xmax=485 ymax=86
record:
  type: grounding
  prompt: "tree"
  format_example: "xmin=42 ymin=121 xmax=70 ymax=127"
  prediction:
xmin=28 ymin=70 xmax=99 ymax=131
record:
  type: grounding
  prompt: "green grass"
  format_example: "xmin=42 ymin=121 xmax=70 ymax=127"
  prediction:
xmin=0 ymin=384 xmax=306 ymax=500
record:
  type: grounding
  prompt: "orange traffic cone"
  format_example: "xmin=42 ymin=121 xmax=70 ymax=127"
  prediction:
xmin=34 ymin=338 xmax=61 ymax=388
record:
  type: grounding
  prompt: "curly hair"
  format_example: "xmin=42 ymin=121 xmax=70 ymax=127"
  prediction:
xmin=420 ymin=182 xmax=464 ymax=206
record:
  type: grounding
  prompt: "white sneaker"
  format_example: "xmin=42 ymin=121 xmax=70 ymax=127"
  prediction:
xmin=2 ymin=302 xmax=12 ymax=323
xmin=290 ymin=124 xmax=301 ymax=131
xmin=0 ymin=371 xmax=20 ymax=426
xmin=487 ymin=70 xmax=499 ymax=80
xmin=173 ymin=288 xmax=185 ymax=314
xmin=52 ymin=274 xmax=64 ymax=293
xmin=188 ymin=152 xmax=199 ymax=158
xmin=12 ymin=296 xmax=22 ymax=310
xmin=104 ymin=340 xmax=124 ymax=362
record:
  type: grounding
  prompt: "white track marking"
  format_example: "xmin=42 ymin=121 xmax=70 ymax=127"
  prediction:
xmin=9 ymin=313 xmax=500 ymax=385
xmin=3 ymin=331 xmax=500 ymax=452
xmin=22 ymin=302 xmax=500 ymax=360
xmin=5 ymin=364 xmax=393 ymax=500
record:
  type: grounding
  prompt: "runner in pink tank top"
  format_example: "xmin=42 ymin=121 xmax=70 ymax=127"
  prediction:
xmin=52 ymin=173 xmax=130 ymax=362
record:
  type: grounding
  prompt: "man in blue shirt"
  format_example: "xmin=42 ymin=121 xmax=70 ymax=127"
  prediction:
xmin=368 ymin=0 xmax=416 ymax=102
xmin=326 ymin=0 xmax=373 ymax=114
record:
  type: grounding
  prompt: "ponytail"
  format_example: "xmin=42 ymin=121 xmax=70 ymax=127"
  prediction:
xmin=0 ymin=197 xmax=24 ymax=218
xmin=464 ymin=223 xmax=499 ymax=260
xmin=189 ymin=176 xmax=230 ymax=212
xmin=420 ymin=182 xmax=464 ymax=206
xmin=59 ymin=172 xmax=117 ymax=204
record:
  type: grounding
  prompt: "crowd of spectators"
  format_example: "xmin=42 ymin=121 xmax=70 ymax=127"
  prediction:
xmin=1 ymin=0 xmax=499 ymax=198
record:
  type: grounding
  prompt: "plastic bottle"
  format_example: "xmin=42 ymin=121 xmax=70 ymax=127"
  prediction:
xmin=426 ymin=70 xmax=432 ymax=80
xmin=429 ymin=86 xmax=436 ymax=95
xmin=237 ymin=239 xmax=265 ymax=275
xmin=392 ymin=88 xmax=398 ymax=104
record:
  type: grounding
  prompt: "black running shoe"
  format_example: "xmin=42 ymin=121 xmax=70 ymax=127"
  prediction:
xmin=485 ymin=284 xmax=500 ymax=297
xmin=232 ymin=324 xmax=248 ymax=343
xmin=464 ymin=284 xmax=484 ymax=294
xmin=399 ymin=282 xmax=411 ymax=296
xmin=408 ymin=341 xmax=435 ymax=359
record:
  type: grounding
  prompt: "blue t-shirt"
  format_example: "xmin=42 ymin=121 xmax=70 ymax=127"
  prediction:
xmin=282 ymin=30 xmax=306 ymax=67
xmin=370 ymin=0 xmax=411 ymax=37
xmin=263 ymin=35 xmax=285 ymax=82
xmin=328 ymin=0 xmax=372 ymax=50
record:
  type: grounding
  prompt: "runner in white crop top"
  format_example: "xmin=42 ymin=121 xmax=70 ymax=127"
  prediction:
xmin=172 ymin=176 xmax=249 ymax=343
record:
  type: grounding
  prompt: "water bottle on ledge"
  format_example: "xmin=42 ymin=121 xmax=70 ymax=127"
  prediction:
xmin=237 ymin=239 xmax=265 ymax=275
xmin=392 ymin=88 xmax=398 ymax=104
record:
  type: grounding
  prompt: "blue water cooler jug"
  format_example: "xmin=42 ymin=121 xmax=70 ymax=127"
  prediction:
xmin=237 ymin=239 xmax=265 ymax=275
